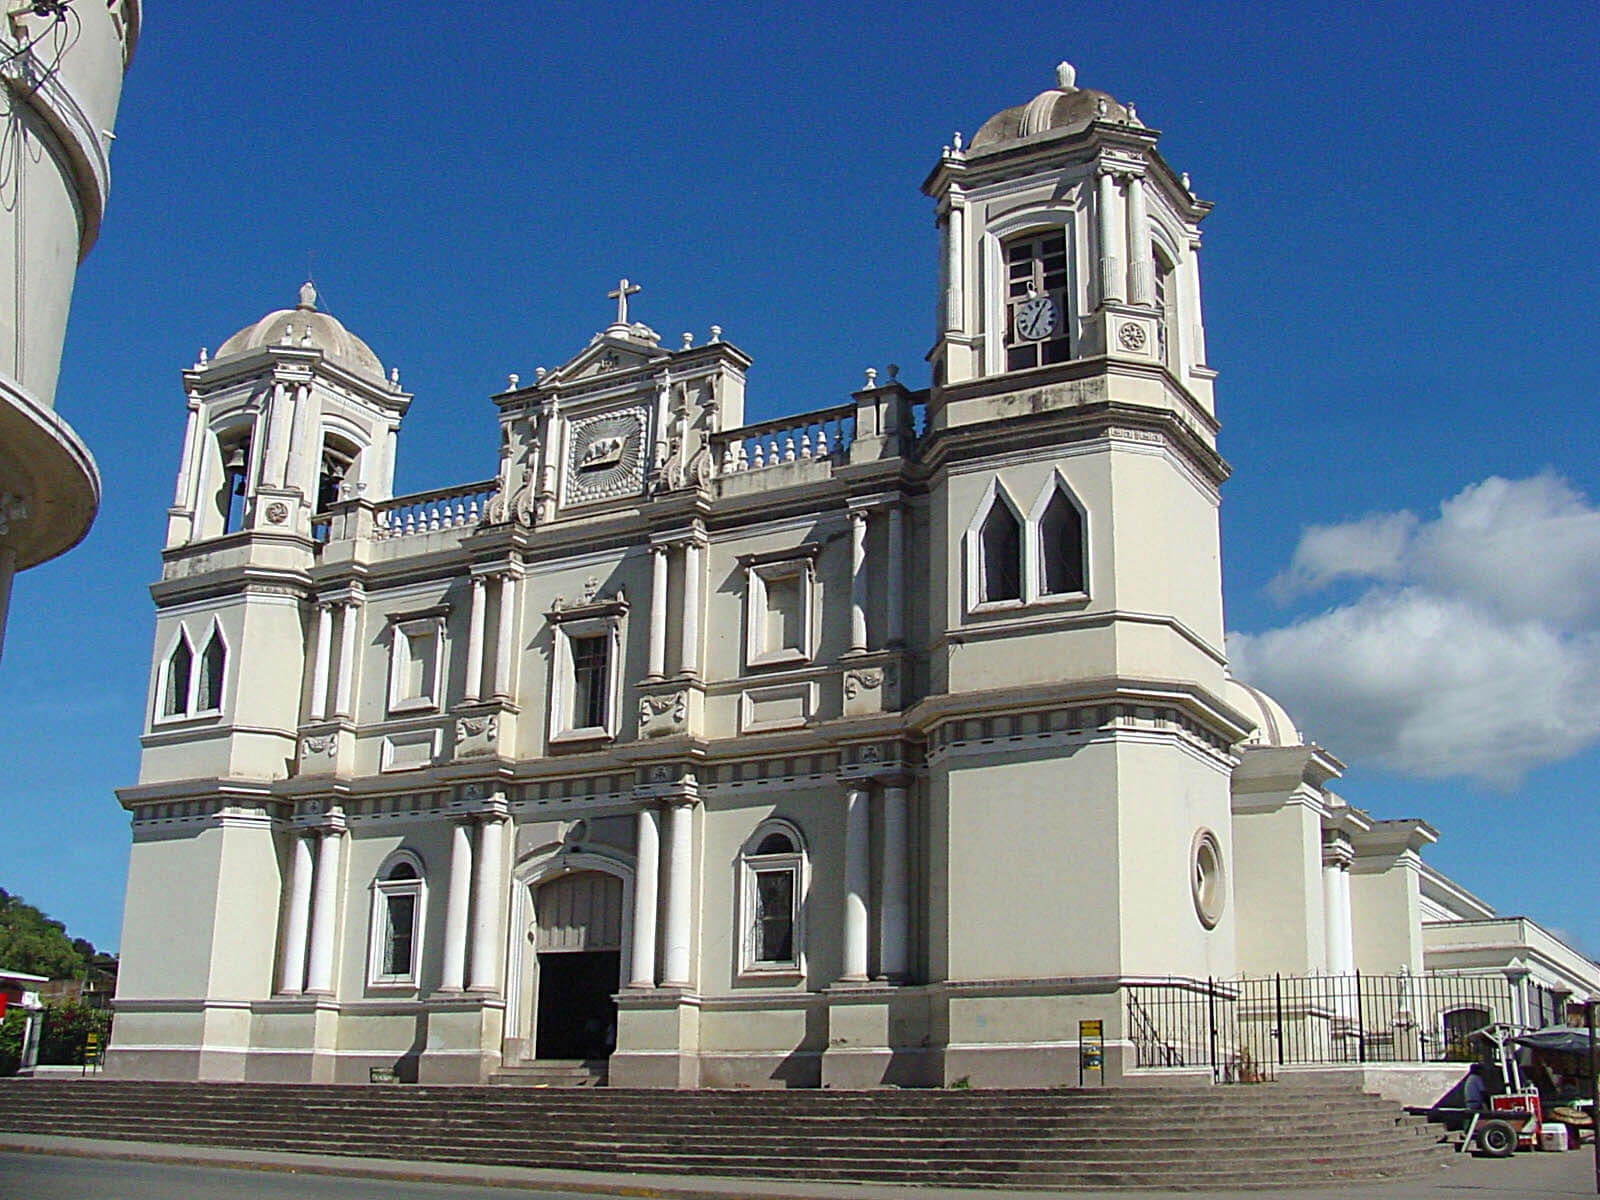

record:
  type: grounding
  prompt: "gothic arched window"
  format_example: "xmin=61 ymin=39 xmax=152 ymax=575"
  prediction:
xmin=197 ymin=625 xmax=227 ymax=712
xmin=162 ymin=633 xmax=193 ymax=717
xmin=980 ymin=500 xmax=1022 ymax=603
xmin=1037 ymin=487 xmax=1086 ymax=597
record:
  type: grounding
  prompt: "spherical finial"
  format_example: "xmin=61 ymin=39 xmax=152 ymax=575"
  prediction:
xmin=297 ymin=281 xmax=317 ymax=310
xmin=709 ymin=325 xmax=722 ymax=343
xmin=507 ymin=373 xmax=520 ymax=389
xmin=1055 ymin=61 xmax=1076 ymax=91
xmin=681 ymin=332 xmax=694 ymax=350
xmin=863 ymin=367 xmax=877 ymax=388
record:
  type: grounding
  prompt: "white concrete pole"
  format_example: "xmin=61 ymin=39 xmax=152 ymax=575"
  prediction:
xmin=439 ymin=818 xmax=474 ymax=991
xmin=1125 ymin=173 xmax=1153 ymax=305
xmin=304 ymin=829 xmax=344 ymax=994
xmin=333 ymin=600 xmax=360 ymax=718
xmin=849 ymin=511 xmax=868 ymax=653
xmin=1321 ymin=856 xmax=1344 ymax=973
xmin=942 ymin=202 xmax=964 ymax=334
xmin=680 ymin=541 xmax=703 ymax=677
xmin=1335 ymin=866 xmax=1355 ymax=974
xmin=661 ymin=802 xmax=693 ymax=987
xmin=886 ymin=504 xmax=905 ymax=647
xmin=1097 ymin=169 xmax=1124 ymax=306
xmin=277 ymin=831 xmax=315 ymax=993
xmin=842 ymin=785 xmax=871 ymax=982
xmin=309 ymin=602 xmax=334 ymax=721
xmin=468 ymin=815 xmax=507 ymax=991
xmin=492 ymin=573 xmax=517 ymax=699
xmin=629 ymin=806 xmax=661 ymax=987
xmin=463 ymin=576 xmax=486 ymax=704
xmin=878 ymin=785 xmax=909 ymax=979
xmin=647 ymin=545 xmax=668 ymax=680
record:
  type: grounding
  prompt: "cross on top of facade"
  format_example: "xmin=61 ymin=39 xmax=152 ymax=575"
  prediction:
xmin=608 ymin=278 xmax=641 ymax=326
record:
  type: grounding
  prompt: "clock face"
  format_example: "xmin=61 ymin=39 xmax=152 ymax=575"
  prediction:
xmin=1015 ymin=295 xmax=1059 ymax=341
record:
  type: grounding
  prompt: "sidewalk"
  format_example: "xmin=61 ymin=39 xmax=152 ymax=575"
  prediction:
xmin=0 ymin=1132 xmax=1595 ymax=1198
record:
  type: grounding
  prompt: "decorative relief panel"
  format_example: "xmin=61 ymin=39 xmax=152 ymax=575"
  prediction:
xmin=453 ymin=713 xmax=499 ymax=758
xmin=563 ymin=406 xmax=647 ymax=506
xmin=638 ymin=690 xmax=688 ymax=738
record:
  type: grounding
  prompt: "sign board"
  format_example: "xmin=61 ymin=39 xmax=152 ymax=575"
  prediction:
xmin=1078 ymin=1018 xmax=1104 ymax=1086
xmin=369 ymin=1066 xmax=398 ymax=1084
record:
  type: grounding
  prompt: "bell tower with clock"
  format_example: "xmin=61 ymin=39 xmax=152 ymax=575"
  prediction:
xmin=916 ymin=64 xmax=1243 ymax=1008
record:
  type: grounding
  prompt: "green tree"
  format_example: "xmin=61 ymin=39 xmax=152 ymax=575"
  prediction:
xmin=0 ymin=888 xmax=107 ymax=980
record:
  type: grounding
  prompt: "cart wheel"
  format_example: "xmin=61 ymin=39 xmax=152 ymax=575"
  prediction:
xmin=1477 ymin=1119 xmax=1517 ymax=1157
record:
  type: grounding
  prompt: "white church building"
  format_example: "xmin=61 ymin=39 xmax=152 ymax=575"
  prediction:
xmin=109 ymin=64 xmax=1597 ymax=1088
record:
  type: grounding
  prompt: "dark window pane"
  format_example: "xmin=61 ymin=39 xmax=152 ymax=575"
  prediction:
xmin=385 ymin=893 xmax=416 ymax=976
xmin=571 ymin=635 xmax=610 ymax=728
xmin=1041 ymin=337 xmax=1074 ymax=365
xmin=165 ymin=640 xmax=193 ymax=716
xmin=1040 ymin=492 xmax=1085 ymax=593
xmin=755 ymin=870 xmax=795 ymax=962
xmin=981 ymin=503 xmax=1022 ymax=601
xmin=755 ymin=832 xmax=794 ymax=856
xmin=199 ymin=633 xmax=225 ymax=710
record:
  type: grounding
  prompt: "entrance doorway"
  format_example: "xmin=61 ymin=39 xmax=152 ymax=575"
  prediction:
xmin=532 ymin=871 xmax=624 ymax=1061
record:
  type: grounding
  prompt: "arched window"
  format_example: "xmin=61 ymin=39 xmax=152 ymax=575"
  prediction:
xmin=217 ymin=430 xmax=251 ymax=534
xmin=739 ymin=821 xmax=805 ymax=976
xmin=162 ymin=633 xmax=193 ymax=717
xmin=369 ymin=852 xmax=426 ymax=987
xmin=317 ymin=434 xmax=360 ymax=513
xmin=1003 ymin=229 xmax=1072 ymax=371
xmin=197 ymin=625 xmax=227 ymax=712
xmin=1037 ymin=487 xmax=1086 ymax=597
xmin=980 ymin=501 xmax=1022 ymax=603
xmin=1153 ymin=245 xmax=1177 ymax=367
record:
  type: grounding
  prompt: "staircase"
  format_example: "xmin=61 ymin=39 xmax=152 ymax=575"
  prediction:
xmin=0 ymin=1080 xmax=1448 ymax=1189
xmin=489 ymin=1059 xmax=608 ymax=1087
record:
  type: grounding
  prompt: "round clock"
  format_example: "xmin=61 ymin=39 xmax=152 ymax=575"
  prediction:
xmin=1015 ymin=294 xmax=1058 ymax=341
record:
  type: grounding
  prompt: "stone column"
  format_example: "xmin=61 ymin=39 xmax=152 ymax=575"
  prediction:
xmin=647 ymin=545 xmax=669 ymax=680
xmin=284 ymin=382 xmax=312 ymax=498
xmin=1125 ymin=172 xmax=1154 ymax=305
xmin=308 ymin=602 xmax=334 ymax=722
xmin=304 ymin=826 xmax=345 ymax=994
xmin=885 ymin=504 xmax=905 ymax=646
xmin=1321 ymin=845 xmax=1354 ymax=975
xmin=849 ymin=511 xmax=868 ymax=653
xmin=1096 ymin=169 xmax=1124 ymax=306
xmin=942 ymin=202 xmax=964 ymax=334
xmin=680 ymin=541 xmax=702 ymax=677
xmin=439 ymin=818 xmax=474 ymax=991
xmin=468 ymin=812 xmax=507 ymax=991
xmin=277 ymin=830 xmax=315 ymax=994
xmin=492 ymin=572 xmax=517 ymax=699
xmin=333 ymin=599 xmax=360 ymax=719
xmin=661 ymin=801 xmax=693 ymax=987
xmin=173 ymin=397 xmax=203 ymax=508
xmin=878 ymin=784 xmax=909 ymax=979
xmin=463 ymin=576 xmax=487 ymax=704
xmin=841 ymin=785 xmax=871 ymax=982
xmin=629 ymin=806 xmax=661 ymax=987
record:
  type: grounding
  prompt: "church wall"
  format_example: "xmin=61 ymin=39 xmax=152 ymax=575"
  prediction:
xmin=1351 ymin=858 xmax=1425 ymax=975
xmin=1231 ymin=802 xmax=1323 ymax=976
xmin=117 ymin=826 xmax=227 ymax=998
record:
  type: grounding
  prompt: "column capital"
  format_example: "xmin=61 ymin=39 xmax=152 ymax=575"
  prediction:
xmin=1321 ymin=840 xmax=1353 ymax=870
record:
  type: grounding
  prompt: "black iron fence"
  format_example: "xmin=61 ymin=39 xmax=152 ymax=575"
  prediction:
xmin=1126 ymin=972 xmax=1516 ymax=1083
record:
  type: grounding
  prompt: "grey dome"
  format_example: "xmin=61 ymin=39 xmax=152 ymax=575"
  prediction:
xmin=970 ymin=61 xmax=1129 ymax=151
xmin=215 ymin=283 xmax=386 ymax=381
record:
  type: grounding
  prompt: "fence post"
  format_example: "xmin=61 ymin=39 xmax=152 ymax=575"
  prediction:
xmin=1207 ymin=976 xmax=1218 ymax=1083
xmin=1275 ymin=973 xmax=1285 ymax=1067
xmin=1354 ymin=970 xmax=1365 ymax=1064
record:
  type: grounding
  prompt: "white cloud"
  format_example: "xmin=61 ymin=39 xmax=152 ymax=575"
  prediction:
xmin=1230 ymin=473 xmax=1600 ymax=787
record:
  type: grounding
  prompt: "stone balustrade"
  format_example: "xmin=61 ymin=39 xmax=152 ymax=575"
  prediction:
xmin=372 ymin=480 xmax=499 ymax=540
xmin=715 ymin=405 xmax=854 ymax=476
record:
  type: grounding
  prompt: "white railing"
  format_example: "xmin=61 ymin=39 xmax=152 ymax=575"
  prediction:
xmin=373 ymin=480 xmax=499 ymax=540
xmin=716 ymin=405 xmax=854 ymax=476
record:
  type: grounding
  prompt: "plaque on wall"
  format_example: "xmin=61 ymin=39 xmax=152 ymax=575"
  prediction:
xmin=563 ymin=407 xmax=647 ymax=506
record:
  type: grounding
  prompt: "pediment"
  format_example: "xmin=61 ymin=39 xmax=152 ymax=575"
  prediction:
xmin=553 ymin=333 xmax=668 ymax=383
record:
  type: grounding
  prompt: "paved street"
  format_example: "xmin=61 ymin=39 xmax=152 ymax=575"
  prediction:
xmin=0 ymin=1139 xmax=1597 ymax=1200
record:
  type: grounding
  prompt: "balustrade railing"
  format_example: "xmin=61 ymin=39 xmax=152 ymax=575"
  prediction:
xmin=372 ymin=480 xmax=499 ymax=540
xmin=716 ymin=405 xmax=854 ymax=476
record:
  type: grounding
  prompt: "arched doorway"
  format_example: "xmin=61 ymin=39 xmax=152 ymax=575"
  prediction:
xmin=532 ymin=871 xmax=624 ymax=1061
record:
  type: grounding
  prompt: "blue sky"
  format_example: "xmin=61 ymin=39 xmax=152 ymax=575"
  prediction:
xmin=3 ymin=1 xmax=1597 ymax=959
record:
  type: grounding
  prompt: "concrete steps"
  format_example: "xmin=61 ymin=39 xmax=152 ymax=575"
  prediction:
xmin=489 ymin=1059 xmax=608 ymax=1087
xmin=0 ymin=1080 xmax=1448 ymax=1188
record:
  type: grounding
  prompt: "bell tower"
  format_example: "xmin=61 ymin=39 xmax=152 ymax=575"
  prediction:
xmin=916 ymin=65 xmax=1245 ymax=1012
xmin=165 ymin=283 xmax=410 ymax=549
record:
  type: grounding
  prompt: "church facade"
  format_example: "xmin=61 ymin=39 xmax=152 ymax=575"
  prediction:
xmin=109 ymin=65 xmax=1596 ymax=1088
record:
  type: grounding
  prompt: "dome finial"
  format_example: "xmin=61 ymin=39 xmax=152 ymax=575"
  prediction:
xmin=1055 ymin=61 xmax=1076 ymax=91
xmin=297 ymin=281 xmax=317 ymax=311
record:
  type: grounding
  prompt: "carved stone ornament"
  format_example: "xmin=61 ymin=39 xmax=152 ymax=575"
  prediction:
xmin=1117 ymin=322 xmax=1148 ymax=351
xmin=301 ymin=734 xmax=335 ymax=758
xmin=860 ymin=744 xmax=883 ymax=763
xmin=565 ymin=407 xmax=647 ymax=505
xmin=649 ymin=764 xmax=672 ymax=783
xmin=455 ymin=714 xmax=500 ymax=757
xmin=639 ymin=690 xmax=688 ymax=736
xmin=843 ymin=668 xmax=883 ymax=700
xmin=265 ymin=501 xmax=290 ymax=525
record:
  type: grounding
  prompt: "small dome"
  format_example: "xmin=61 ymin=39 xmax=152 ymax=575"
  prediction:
xmin=1223 ymin=674 xmax=1303 ymax=748
xmin=970 ymin=61 xmax=1129 ymax=152
xmin=214 ymin=283 xmax=386 ymax=381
